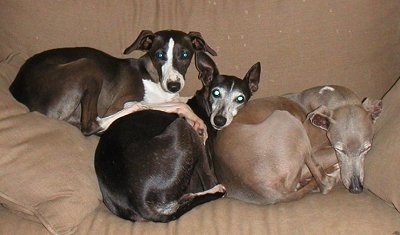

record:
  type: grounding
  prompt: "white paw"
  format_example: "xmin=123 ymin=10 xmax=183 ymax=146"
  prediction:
xmin=123 ymin=101 xmax=138 ymax=109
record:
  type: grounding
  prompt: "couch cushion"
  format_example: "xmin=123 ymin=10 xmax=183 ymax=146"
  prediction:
xmin=365 ymin=77 xmax=400 ymax=212
xmin=0 ymin=53 xmax=101 ymax=234
xmin=76 ymin=187 xmax=400 ymax=234
xmin=2 ymin=187 xmax=400 ymax=235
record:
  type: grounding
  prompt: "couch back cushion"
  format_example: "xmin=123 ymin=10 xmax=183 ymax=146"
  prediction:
xmin=0 ymin=53 xmax=101 ymax=234
xmin=365 ymin=78 xmax=400 ymax=212
xmin=1 ymin=0 xmax=400 ymax=99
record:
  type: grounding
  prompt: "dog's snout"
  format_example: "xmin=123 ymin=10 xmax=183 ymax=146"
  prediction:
xmin=213 ymin=115 xmax=227 ymax=127
xmin=167 ymin=82 xmax=181 ymax=93
xmin=348 ymin=176 xmax=363 ymax=194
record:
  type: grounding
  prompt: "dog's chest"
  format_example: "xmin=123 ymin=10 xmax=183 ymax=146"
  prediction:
xmin=142 ymin=79 xmax=179 ymax=103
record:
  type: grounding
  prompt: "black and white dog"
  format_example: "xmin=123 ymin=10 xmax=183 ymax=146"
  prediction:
xmin=9 ymin=30 xmax=216 ymax=135
xmin=94 ymin=52 xmax=261 ymax=222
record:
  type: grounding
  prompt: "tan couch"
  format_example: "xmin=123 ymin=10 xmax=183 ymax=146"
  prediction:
xmin=1 ymin=1 xmax=400 ymax=234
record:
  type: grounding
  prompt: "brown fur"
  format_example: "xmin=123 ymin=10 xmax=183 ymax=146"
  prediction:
xmin=214 ymin=96 xmax=339 ymax=204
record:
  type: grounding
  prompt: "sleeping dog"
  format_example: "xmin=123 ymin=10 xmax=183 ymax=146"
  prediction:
xmin=9 ymin=30 xmax=216 ymax=135
xmin=94 ymin=52 xmax=261 ymax=222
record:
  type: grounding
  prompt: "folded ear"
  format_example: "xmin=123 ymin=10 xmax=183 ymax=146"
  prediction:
xmin=195 ymin=52 xmax=219 ymax=86
xmin=308 ymin=105 xmax=334 ymax=131
xmin=362 ymin=98 xmax=383 ymax=123
xmin=123 ymin=30 xmax=155 ymax=54
xmin=188 ymin=31 xmax=217 ymax=56
xmin=244 ymin=62 xmax=261 ymax=94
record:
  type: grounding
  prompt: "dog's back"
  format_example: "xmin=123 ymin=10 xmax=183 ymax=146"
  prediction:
xmin=95 ymin=110 xmax=210 ymax=222
xmin=232 ymin=96 xmax=306 ymax=124
xmin=9 ymin=47 xmax=145 ymax=134
xmin=284 ymin=85 xmax=360 ymax=112
xmin=10 ymin=47 xmax=125 ymax=108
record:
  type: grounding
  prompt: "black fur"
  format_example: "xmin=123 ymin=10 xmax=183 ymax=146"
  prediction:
xmin=94 ymin=52 xmax=260 ymax=222
xmin=9 ymin=30 xmax=216 ymax=135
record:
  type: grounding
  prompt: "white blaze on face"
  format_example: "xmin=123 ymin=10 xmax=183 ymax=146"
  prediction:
xmin=161 ymin=38 xmax=184 ymax=93
xmin=318 ymin=86 xmax=335 ymax=94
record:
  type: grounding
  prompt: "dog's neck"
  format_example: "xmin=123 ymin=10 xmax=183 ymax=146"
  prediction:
xmin=186 ymin=86 xmax=217 ymax=171
xmin=134 ymin=55 xmax=159 ymax=83
xmin=187 ymin=87 xmax=215 ymax=138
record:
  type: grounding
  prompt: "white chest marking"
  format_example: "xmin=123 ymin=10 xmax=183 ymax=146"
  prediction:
xmin=143 ymin=79 xmax=179 ymax=103
xmin=318 ymin=86 xmax=335 ymax=94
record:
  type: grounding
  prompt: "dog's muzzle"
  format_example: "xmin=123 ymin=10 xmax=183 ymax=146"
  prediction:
xmin=213 ymin=115 xmax=227 ymax=129
xmin=167 ymin=81 xmax=181 ymax=93
xmin=348 ymin=176 xmax=363 ymax=194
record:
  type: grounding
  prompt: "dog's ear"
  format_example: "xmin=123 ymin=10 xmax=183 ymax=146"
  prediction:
xmin=188 ymin=31 xmax=217 ymax=56
xmin=362 ymin=98 xmax=383 ymax=123
xmin=308 ymin=105 xmax=334 ymax=131
xmin=123 ymin=30 xmax=155 ymax=54
xmin=195 ymin=52 xmax=219 ymax=86
xmin=244 ymin=62 xmax=261 ymax=94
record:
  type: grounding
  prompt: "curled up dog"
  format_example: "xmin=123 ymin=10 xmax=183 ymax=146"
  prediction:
xmin=213 ymin=85 xmax=382 ymax=205
xmin=285 ymin=85 xmax=383 ymax=193
xmin=214 ymin=96 xmax=340 ymax=205
xmin=94 ymin=52 xmax=261 ymax=222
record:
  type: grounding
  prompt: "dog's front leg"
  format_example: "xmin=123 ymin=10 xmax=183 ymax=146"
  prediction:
xmin=96 ymin=102 xmax=148 ymax=132
xmin=96 ymin=101 xmax=208 ymax=142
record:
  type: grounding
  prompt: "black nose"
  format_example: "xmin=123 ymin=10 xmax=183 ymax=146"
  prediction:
xmin=213 ymin=115 xmax=227 ymax=127
xmin=348 ymin=176 xmax=363 ymax=194
xmin=167 ymin=82 xmax=181 ymax=93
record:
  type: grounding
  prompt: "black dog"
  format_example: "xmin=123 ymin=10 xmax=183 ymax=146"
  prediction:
xmin=9 ymin=30 xmax=216 ymax=135
xmin=94 ymin=52 xmax=261 ymax=222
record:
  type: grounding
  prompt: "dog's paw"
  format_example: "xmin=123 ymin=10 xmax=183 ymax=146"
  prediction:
xmin=210 ymin=184 xmax=227 ymax=197
xmin=81 ymin=121 xmax=101 ymax=136
xmin=196 ymin=127 xmax=208 ymax=144
xmin=123 ymin=101 xmax=139 ymax=109
xmin=327 ymin=163 xmax=341 ymax=183
xmin=213 ymin=184 xmax=227 ymax=193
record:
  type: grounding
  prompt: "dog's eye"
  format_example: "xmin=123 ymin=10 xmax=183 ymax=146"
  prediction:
xmin=212 ymin=88 xmax=221 ymax=98
xmin=235 ymin=95 xmax=245 ymax=103
xmin=361 ymin=143 xmax=371 ymax=154
xmin=334 ymin=146 xmax=345 ymax=155
xmin=155 ymin=50 xmax=166 ymax=61
xmin=361 ymin=147 xmax=371 ymax=154
xmin=180 ymin=50 xmax=191 ymax=60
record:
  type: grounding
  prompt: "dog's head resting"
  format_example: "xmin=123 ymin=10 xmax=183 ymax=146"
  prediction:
xmin=195 ymin=52 xmax=261 ymax=130
xmin=308 ymin=98 xmax=383 ymax=193
xmin=124 ymin=30 xmax=217 ymax=96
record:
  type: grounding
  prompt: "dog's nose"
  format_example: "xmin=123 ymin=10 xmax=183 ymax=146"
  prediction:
xmin=348 ymin=176 xmax=363 ymax=194
xmin=213 ymin=115 xmax=227 ymax=127
xmin=167 ymin=82 xmax=181 ymax=93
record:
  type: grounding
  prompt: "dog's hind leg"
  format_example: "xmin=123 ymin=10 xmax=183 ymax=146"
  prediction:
xmin=187 ymin=133 xmax=219 ymax=193
xmin=80 ymin=91 xmax=101 ymax=135
xmin=145 ymin=184 xmax=226 ymax=222
xmin=72 ymin=59 xmax=105 ymax=135
xmin=173 ymin=184 xmax=226 ymax=217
